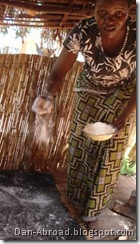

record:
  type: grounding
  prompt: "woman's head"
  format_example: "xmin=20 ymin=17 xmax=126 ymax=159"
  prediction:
xmin=93 ymin=0 xmax=132 ymax=38
xmin=93 ymin=0 xmax=133 ymax=6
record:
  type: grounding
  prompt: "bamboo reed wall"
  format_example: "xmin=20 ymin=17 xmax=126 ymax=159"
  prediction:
xmin=0 ymin=54 xmax=83 ymax=172
xmin=0 ymin=54 xmax=136 ymax=173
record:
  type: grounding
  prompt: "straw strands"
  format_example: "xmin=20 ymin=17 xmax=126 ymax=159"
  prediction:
xmin=0 ymin=54 xmax=83 ymax=172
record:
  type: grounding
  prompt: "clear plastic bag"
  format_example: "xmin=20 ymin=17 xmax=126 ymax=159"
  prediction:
xmin=32 ymin=93 xmax=55 ymax=145
xmin=32 ymin=93 xmax=54 ymax=115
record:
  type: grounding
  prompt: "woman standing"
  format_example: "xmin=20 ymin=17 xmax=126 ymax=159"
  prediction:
xmin=33 ymin=0 xmax=136 ymax=224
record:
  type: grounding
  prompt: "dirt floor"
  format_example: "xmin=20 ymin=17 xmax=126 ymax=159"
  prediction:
xmin=0 ymin=169 xmax=136 ymax=241
xmin=50 ymin=168 xmax=136 ymax=240
xmin=0 ymin=171 xmax=87 ymax=241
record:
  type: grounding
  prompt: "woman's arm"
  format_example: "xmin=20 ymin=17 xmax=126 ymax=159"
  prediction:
xmin=113 ymin=85 xmax=136 ymax=131
xmin=45 ymin=47 xmax=78 ymax=95
xmin=32 ymin=47 xmax=78 ymax=114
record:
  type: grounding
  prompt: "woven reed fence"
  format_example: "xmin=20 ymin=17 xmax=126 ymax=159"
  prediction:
xmin=0 ymin=54 xmax=83 ymax=172
xmin=0 ymin=54 xmax=136 ymax=173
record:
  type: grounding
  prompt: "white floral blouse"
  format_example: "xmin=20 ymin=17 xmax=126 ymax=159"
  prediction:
xmin=63 ymin=17 xmax=136 ymax=90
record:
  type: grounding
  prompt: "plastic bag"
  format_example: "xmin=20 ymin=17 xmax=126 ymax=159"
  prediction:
xmin=32 ymin=93 xmax=55 ymax=145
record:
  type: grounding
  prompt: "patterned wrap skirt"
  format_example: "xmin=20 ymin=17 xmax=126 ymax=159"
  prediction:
xmin=67 ymin=75 xmax=136 ymax=218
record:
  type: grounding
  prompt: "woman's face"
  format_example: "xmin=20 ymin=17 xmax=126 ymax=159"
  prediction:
xmin=94 ymin=0 xmax=130 ymax=38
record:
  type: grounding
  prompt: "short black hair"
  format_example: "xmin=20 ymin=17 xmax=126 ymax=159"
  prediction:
xmin=92 ymin=0 xmax=135 ymax=6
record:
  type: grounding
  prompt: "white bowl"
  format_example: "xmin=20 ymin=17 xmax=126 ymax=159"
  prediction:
xmin=83 ymin=122 xmax=117 ymax=141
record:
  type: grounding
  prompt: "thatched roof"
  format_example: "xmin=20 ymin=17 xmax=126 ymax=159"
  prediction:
xmin=0 ymin=0 xmax=136 ymax=29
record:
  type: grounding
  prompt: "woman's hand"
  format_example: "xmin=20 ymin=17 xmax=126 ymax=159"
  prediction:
xmin=32 ymin=94 xmax=54 ymax=115
xmin=113 ymin=86 xmax=136 ymax=133
xmin=112 ymin=111 xmax=129 ymax=132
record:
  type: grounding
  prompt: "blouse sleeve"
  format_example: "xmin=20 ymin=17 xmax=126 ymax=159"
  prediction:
xmin=63 ymin=20 xmax=85 ymax=54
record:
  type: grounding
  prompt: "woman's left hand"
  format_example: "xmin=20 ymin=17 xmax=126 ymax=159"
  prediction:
xmin=112 ymin=111 xmax=129 ymax=132
xmin=113 ymin=86 xmax=136 ymax=133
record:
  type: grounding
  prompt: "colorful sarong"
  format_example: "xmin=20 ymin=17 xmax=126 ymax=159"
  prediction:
xmin=67 ymin=75 xmax=135 ymax=218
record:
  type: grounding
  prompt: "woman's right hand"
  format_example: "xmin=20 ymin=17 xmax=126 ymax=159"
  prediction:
xmin=32 ymin=94 xmax=54 ymax=115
